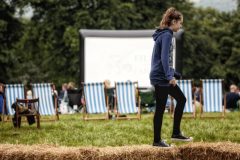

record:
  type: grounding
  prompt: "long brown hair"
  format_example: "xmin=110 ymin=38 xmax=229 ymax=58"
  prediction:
xmin=160 ymin=7 xmax=182 ymax=29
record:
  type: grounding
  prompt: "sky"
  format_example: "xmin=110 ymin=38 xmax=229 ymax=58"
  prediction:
xmin=189 ymin=0 xmax=238 ymax=12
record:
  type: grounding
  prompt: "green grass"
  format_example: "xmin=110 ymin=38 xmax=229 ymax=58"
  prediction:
xmin=0 ymin=112 xmax=240 ymax=147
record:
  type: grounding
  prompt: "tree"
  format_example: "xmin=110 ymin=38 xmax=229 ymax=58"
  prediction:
xmin=182 ymin=7 xmax=240 ymax=87
xmin=0 ymin=0 xmax=23 ymax=83
xmin=11 ymin=0 xmax=193 ymax=88
xmin=2 ymin=0 xmax=239 ymax=89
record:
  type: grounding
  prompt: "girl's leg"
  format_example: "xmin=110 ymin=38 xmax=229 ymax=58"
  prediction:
xmin=153 ymin=85 xmax=169 ymax=143
xmin=168 ymin=85 xmax=186 ymax=135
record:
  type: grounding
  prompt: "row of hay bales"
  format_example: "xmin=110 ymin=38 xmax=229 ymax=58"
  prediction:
xmin=0 ymin=142 xmax=240 ymax=160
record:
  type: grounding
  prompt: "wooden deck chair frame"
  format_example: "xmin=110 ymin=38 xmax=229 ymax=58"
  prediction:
xmin=200 ymin=79 xmax=226 ymax=118
xmin=171 ymin=80 xmax=196 ymax=118
xmin=114 ymin=81 xmax=141 ymax=120
xmin=82 ymin=82 xmax=109 ymax=120
xmin=2 ymin=84 xmax=25 ymax=122
xmin=31 ymin=83 xmax=59 ymax=121
xmin=16 ymin=98 xmax=40 ymax=128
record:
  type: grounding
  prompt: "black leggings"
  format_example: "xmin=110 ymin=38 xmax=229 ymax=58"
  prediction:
xmin=153 ymin=84 xmax=186 ymax=143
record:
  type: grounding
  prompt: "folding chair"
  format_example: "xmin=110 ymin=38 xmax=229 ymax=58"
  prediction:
xmin=115 ymin=81 xmax=141 ymax=120
xmin=82 ymin=82 xmax=109 ymax=120
xmin=31 ymin=83 xmax=59 ymax=120
xmin=15 ymin=98 xmax=40 ymax=128
xmin=200 ymin=79 xmax=225 ymax=118
xmin=67 ymin=88 xmax=82 ymax=111
xmin=3 ymin=84 xmax=25 ymax=121
xmin=172 ymin=80 xmax=195 ymax=118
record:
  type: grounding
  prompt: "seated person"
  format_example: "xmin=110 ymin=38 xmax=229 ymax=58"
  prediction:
xmin=58 ymin=83 xmax=68 ymax=104
xmin=26 ymin=90 xmax=33 ymax=99
xmin=225 ymin=84 xmax=240 ymax=111
xmin=192 ymin=86 xmax=200 ymax=102
xmin=67 ymin=82 xmax=82 ymax=112
xmin=0 ymin=84 xmax=4 ymax=121
xmin=104 ymin=80 xmax=115 ymax=111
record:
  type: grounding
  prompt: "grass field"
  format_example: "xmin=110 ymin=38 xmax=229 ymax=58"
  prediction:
xmin=0 ymin=112 xmax=240 ymax=147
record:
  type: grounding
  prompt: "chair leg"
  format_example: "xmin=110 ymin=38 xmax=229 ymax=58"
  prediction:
xmin=37 ymin=114 xmax=40 ymax=129
xmin=16 ymin=115 xmax=20 ymax=128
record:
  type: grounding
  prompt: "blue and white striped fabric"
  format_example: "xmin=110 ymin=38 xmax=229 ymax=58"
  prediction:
xmin=202 ymin=79 xmax=223 ymax=112
xmin=176 ymin=80 xmax=193 ymax=113
xmin=32 ymin=83 xmax=55 ymax=115
xmin=83 ymin=83 xmax=107 ymax=114
xmin=116 ymin=82 xmax=138 ymax=114
xmin=5 ymin=84 xmax=25 ymax=115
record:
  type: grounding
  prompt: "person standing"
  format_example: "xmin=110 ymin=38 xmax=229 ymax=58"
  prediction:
xmin=150 ymin=7 xmax=193 ymax=147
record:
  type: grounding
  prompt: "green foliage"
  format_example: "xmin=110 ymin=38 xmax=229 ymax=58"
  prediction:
xmin=1 ymin=113 xmax=240 ymax=146
xmin=0 ymin=0 xmax=23 ymax=83
xmin=182 ymin=7 xmax=240 ymax=87
xmin=0 ymin=0 xmax=239 ymax=88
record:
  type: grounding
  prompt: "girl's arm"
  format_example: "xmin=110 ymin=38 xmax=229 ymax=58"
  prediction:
xmin=160 ymin=33 xmax=173 ymax=81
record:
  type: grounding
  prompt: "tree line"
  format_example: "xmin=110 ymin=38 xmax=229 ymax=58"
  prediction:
xmin=0 ymin=0 xmax=239 ymax=90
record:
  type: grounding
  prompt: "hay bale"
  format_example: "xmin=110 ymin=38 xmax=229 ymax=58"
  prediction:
xmin=179 ymin=142 xmax=240 ymax=160
xmin=0 ymin=142 xmax=240 ymax=160
xmin=0 ymin=144 xmax=99 ymax=160
xmin=0 ymin=144 xmax=179 ymax=160
xmin=98 ymin=145 xmax=180 ymax=160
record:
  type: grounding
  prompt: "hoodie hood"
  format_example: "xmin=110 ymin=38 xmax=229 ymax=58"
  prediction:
xmin=152 ymin=28 xmax=173 ymax=41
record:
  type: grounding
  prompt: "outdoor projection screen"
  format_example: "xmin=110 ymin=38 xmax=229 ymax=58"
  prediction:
xmin=79 ymin=29 xmax=183 ymax=87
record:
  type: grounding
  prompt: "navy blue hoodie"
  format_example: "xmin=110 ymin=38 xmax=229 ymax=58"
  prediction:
xmin=150 ymin=28 xmax=175 ymax=86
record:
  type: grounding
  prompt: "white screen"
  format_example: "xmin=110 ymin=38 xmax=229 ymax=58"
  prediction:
xmin=85 ymin=37 xmax=154 ymax=87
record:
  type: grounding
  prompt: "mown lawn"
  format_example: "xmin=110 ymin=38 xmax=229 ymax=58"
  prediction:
xmin=0 ymin=112 xmax=240 ymax=147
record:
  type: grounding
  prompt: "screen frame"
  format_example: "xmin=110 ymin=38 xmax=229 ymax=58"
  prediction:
xmin=79 ymin=29 xmax=184 ymax=87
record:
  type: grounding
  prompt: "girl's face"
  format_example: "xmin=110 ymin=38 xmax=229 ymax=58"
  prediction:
xmin=171 ymin=19 xmax=183 ymax=32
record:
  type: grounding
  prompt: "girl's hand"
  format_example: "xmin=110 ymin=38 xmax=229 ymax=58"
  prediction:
xmin=169 ymin=78 xmax=176 ymax=86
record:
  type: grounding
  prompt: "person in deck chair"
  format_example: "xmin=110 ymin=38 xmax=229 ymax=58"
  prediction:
xmin=150 ymin=7 xmax=193 ymax=147
xmin=225 ymin=84 xmax=240 ymax=111
xmin=0 ymin=84 xmax=4 ymax=121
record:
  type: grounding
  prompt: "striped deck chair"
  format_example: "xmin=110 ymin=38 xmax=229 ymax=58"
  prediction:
xmin=172 ymin=80 xmax=195 ymax=118
xmin=82 ymin=82 xmax=109 ymax=120
xmin=4 ymin=84 xmax=25 ymax=116
xmin=200 ymin=79 xmax=225 ymax=118
xmin=31 ymin=83 xmax=59 ymax=120
xmin=115 ymin=81 xmax=141 ymax=120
